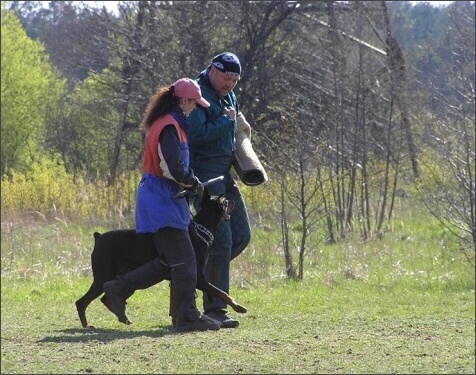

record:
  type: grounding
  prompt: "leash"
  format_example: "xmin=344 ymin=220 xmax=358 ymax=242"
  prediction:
xmin=176 ymin=176 xmax=223 ymax=246
xmin=194 ymin=222 xmax=214 ymax=247
xmin=174 ymin=176 xmax=225 ymax=199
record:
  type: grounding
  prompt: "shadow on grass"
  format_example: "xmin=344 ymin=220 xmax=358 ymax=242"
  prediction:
xmin=37 ymin=325 xmax=176 ymax=343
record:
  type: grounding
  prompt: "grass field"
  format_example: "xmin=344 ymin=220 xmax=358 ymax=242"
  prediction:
xmin=1 ymin=274 xmax=474 ymax=374
xmin=1 ymin=203 xmax=475 ymax=374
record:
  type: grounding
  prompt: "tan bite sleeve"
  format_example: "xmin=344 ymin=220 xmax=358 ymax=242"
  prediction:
xmin=233 ymin=113 xmax=268 ymax=186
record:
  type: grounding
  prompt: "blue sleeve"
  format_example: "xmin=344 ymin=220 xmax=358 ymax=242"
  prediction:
xmin=186 ymin=103 xmax=235 ymax=147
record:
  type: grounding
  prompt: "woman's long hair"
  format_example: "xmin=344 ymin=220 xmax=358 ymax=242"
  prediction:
xmin=140 ymin=85 xmax=180 ymax=130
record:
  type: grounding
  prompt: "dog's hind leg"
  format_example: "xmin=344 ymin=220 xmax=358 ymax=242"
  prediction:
xmin=75 ymin=281 xmax=104 ymax=328
xmin=76 ymin=232 xmax=118 ymax=328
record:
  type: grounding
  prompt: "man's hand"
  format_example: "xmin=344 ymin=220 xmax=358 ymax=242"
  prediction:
xmin=223 ymin=106 xmax=236 ymax=120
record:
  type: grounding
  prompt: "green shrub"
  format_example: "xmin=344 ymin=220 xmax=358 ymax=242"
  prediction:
xmin=1 ymin=157 xmax=139 ymax=223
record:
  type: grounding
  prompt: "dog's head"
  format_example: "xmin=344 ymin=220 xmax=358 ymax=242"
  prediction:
xmin=214 ymin=192 xmax=235 ymax=227
xmin=195 ymin=187 xmax=235 ymax=232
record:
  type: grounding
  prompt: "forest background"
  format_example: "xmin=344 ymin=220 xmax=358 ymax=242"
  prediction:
xmin=2 ymin=0 xmax=474 ymax=276
xmin=0 ymin=2 xmax=475 ymax=373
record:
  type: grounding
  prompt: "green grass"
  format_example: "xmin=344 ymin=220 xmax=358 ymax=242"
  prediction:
xmin=1 ymin=276 xmax=474 ymax=374
xmin=1 ymin=202 xmax=475 ymax=373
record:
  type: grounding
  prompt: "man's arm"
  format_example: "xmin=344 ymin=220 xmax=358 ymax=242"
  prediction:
xmin=186 ymin=106 xmax=235 ymax=147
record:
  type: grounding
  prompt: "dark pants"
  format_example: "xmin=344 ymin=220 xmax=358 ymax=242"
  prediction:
xmin=116 ymin=227 xmax=200 ymax=322
xmin=193 ymin=174 xmax=251 ymax=314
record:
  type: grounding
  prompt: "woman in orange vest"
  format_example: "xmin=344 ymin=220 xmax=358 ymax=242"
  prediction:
xmin=103 ymin=78 xmax=220 ymax=332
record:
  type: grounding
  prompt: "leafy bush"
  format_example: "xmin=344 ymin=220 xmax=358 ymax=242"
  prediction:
xmin=1 ymin=157 xmax=139 ymax=223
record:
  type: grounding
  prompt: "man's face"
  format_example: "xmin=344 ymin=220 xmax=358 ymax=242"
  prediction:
xmin=209 ymin=66 xmax=240 ymax=97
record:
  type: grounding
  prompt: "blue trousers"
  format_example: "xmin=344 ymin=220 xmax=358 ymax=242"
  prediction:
xmin=193 ymin=173 xmax=251 ymax=314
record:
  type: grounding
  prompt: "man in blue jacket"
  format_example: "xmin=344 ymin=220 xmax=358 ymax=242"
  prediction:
xmin=186 ymin=52 xmax=251 ymax=328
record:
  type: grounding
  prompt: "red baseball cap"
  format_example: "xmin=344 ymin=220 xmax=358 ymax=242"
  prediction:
xmin=173 ymin=78 xmax=210 ymax=108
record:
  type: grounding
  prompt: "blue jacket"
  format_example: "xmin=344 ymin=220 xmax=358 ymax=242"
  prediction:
xmin=186 ymin=69 xmax=238 ymax=177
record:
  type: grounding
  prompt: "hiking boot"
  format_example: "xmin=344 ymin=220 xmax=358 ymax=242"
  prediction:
xmin=175 ymin=314 xmax=220 ymax=333
xmin=102 ymin=280 xmax=131 ymax=325
xmin=205 ymin=310 xmax=239 ymax=328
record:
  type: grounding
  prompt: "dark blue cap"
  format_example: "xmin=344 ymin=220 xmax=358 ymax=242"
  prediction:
xmin=211 ymin=52 xmax=241 ymax=77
